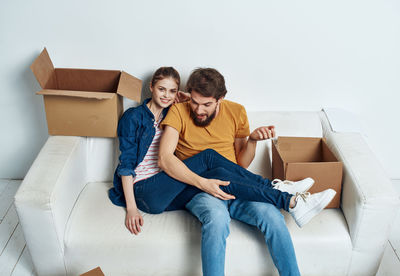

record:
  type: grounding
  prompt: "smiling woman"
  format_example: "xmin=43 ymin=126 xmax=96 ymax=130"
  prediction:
xmin=149 ymin=67 xmax=180 ymax=111
xmin=148 ymin=78 xmax=178 ymax=114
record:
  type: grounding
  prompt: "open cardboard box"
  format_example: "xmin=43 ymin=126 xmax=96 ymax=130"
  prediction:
xmin=31 ymin=48 xmax=142 ymax=137
xmin=80 ymin=267 xmax=105 ymax=276
xmin=272 ymin=137 xmax=343 ymax=208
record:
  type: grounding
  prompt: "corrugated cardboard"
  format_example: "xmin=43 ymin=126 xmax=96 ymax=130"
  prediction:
xmin=80 ymin=267 xmax=105 ymax=276
xmin=31 ymin=48 xmax=142 ymax=137
xmin=272 ymin=137 xmax=343 ymax=208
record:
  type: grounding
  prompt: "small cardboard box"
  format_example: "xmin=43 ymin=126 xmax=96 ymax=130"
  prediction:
xmin=272 ymin=137 xmax=343 ymax=208
xmin=80 ymin=267 xmax=105 ymax=276
xmin=31 ymin=48 xmax=142 ymax=137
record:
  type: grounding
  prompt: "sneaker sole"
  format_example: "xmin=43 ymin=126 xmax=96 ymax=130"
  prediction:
xmin=295 ymin=189 xmax=336 ymax=228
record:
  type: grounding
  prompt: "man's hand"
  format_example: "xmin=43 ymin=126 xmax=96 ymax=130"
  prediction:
xmin=174 ymin=91 xmax=191 ymax=103
xmin=198 ymin=178 xmax=236 ymax=200
xmin=249 ymin=126 xmax=276 ymax=141
xmin=125 ymin=207 xmax=144 ymax=235
xmin=159 ymin=126 xmax=236 ymax=200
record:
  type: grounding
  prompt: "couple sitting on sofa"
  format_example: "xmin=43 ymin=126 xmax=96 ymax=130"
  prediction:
xmin=108 ymin=67 xmax=336 ymax=276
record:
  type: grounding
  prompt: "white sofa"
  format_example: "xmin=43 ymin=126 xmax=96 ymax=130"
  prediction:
xmin=14 ymin=110 xmax=400 ymax=276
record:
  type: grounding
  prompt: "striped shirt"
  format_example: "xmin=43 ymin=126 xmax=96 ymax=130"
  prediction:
xmin=133 ymin=115 xmax=164 ymax=183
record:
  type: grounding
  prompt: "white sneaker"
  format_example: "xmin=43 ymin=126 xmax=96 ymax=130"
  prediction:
xmin=289 ymin=189 xmax=336 ymax=228
xmin=272 ymin=177 xmax=314 ymax=194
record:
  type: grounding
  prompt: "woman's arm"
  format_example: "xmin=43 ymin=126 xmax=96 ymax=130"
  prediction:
xmin=116 ymin=111 xmax=139 ymax=177
xmin=121 ymin=175 xmax=143 ymax=235
xmin=117 ymin=110 xmax=143 ymax=234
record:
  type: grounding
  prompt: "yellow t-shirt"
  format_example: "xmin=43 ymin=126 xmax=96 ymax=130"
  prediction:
xmin=161 ymin=100 xmax=250 ymax=164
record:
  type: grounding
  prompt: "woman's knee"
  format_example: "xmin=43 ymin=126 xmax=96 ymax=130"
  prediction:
xmin=208 ymin=167 xmax=229 ymax=178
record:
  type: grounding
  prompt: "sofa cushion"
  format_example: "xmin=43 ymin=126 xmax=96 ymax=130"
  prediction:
xmin=64 ymin=182 xmax=352 ymax=276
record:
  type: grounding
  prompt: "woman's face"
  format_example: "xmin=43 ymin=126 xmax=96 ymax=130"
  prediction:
xmin=150 ymin=77 xmax=179 ymax=108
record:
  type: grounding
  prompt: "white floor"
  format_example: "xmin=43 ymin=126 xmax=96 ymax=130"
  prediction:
xmin=0 ymin=179 xmax=399 ymax=276
xmin=0 ymin=180 xmax=34 ymax=276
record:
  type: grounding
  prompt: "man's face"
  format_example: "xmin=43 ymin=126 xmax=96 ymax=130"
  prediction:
xmin=189 ymin=91 xmax=221 ymax=127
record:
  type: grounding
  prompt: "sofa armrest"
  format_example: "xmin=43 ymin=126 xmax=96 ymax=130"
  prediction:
xmin=325 ymin=132 xmax=399 ymax=246
xmin=319 ymin=111 xmax=400 ymax=274
xmin=14 ymin=136 xmax=88 ymax=276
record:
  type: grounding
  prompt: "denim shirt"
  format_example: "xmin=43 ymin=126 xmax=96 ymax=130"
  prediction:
xmin=108 ymin=98 xmax=169 ymax=207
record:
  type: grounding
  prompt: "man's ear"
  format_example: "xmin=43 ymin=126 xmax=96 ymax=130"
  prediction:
xmin=217 ymin=97 xmax=224 ymax=104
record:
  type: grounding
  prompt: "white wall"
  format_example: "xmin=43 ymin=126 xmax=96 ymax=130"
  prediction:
xmin=1 ymin=0 xmax=399 ymax=179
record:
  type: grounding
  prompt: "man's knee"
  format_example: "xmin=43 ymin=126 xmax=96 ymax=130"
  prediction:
xmin=232 ymin=201 xmax=286 ymax=233
xmin=255 ymin=204 xmax=287 ymax=234
xmin=186 ymin=193 xmax=230 ymax=231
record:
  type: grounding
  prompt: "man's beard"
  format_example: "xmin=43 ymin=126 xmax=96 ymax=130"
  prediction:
xmin=190 ymin=107 xmax=217 ymax=127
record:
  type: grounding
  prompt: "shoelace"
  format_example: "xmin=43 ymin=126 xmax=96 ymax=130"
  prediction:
xmin=294 ymin=191 xmax=311 ymax=203
xmin=271 ymin=179 xmax=295 ymax=189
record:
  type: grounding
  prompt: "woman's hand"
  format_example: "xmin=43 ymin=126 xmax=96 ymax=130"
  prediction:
xmin=125 ymin=207 xmax=144 ymax=235
xmin=174 ymin=91 xmax=191 ymax=103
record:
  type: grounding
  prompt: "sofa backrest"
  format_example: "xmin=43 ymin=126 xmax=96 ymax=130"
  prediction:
xmin=86 ymin=137 xmax=119 ymax=182
xmin=86 ymin=111 xmax=323 ymax=182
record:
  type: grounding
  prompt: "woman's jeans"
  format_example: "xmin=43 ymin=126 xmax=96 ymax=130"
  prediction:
xmin=133 ymin=148 xmax=292 ymax=214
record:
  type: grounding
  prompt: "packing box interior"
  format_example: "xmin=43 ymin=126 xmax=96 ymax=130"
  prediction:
xmin=31 ymin=48 xmax=142 ymax=137
xmin=272 ymin=136 xmax=343 ymax=208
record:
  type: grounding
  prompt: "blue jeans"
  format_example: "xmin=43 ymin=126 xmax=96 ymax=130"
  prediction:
xmin=186 ymin=193 xmax=300 ymax=276
xmin=133 ymin=149 xmax=292 ymax=214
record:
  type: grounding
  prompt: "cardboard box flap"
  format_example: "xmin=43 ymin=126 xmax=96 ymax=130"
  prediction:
xmin=37 ymin=89 xmax=115 ymax=100
xmin=272 ymin=141 xmax=285 ymax=180
xmin=117 ymin=71 xmax=142 ymax=102
xmin=80 ymin=267 xmax=105 ymax=276
xmin=30 ymin=48 xmax=57 ymax=89
xmin=322 ymin=140 xmax=339 ymax=162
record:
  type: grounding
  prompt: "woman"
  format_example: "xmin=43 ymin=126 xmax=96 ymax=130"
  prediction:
xmin=108 ymin=67 xmax=335 ymax=235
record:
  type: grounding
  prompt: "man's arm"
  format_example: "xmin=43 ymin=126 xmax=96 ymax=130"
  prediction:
xmin=158 ymin=126 xmax=235 ymax=200
xmin=235 ymin=126 xmax=276 ymax=168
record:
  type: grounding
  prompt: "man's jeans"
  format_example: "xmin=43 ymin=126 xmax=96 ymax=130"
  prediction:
xmin=134 ymin=149 xmax=291 ymax=214
xmin=186 ymin=193 xmax=300 ymax=276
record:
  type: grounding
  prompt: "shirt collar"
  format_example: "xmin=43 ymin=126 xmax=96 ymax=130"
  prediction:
xmin=142 ymin=98 xmax=170 ymax=119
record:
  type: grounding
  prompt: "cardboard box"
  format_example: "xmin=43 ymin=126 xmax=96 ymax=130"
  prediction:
xmin=31 ymin=48 xmax=142 ymax=137
xmin=80 ymin=267 xmax=105 ymax=276
xmin=272 ymin=137 xmax=343 ymax=208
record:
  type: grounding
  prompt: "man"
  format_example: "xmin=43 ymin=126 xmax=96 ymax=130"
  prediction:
xmin=158 ymin=68 xmax=332 ymax=276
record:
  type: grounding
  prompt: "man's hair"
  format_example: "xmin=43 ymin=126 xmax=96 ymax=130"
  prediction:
xmin=186 ymin=68 xmax=227 ymax=100
xmin=151 ymin=67 xmax=180 ymax=88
